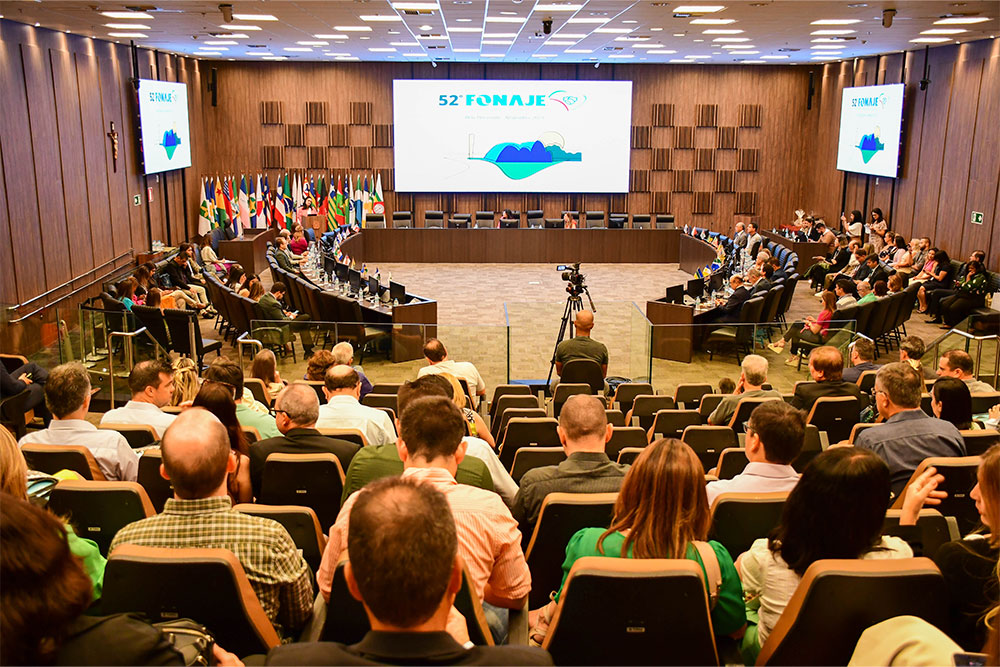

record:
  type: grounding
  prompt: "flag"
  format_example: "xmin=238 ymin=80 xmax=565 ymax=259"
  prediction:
xmin=274 ymin=174 xmax=286 ymax=230
xmin=198 ymin=178 xmax=212 ymax=235
xmin=260 ymin=175 xmax=271 ymax=228
xmin=345 ymin=175 xmax=354 ymax=229
xmin=363 ymin=174 xmax=372 ymax=217
xmin=238 ymin=175 xmax=250 ymax=229
xmin=215 ymin=177 xmax=231 ymax=229
xmin=317 ymin=174 xmax=328 ymax=218
xmin=372 ymin=173 xmax=385 ymax=215
xmin=332 ymin=175 xmax=346 ymax=230
xmin=283 ymin=173 xmax=294 ymax=229
xmin=248 ymin=176 xmax=257 ymax=229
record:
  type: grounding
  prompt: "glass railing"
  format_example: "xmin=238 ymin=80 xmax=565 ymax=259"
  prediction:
xmin=928 ymin=313 xmax=999 ymax=389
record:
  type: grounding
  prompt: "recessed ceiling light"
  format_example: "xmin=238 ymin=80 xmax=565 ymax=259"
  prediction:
xmin=812 ymin=54 xmax=840 ymax=60
xmin=262 ymin=56 xmax=288 ymax=60
xmin=811 ymin=19 xmax=862 ymax=25
xmin=315 ymin=34 xmax=350 ymax=39
xmin=690 ymin=18 xmax=735 ymax=24
xmin=633 ymin=43 xmax=667 ymax=48
xmin=673 ymin=6 xmax=726 ymax=13
xmin=622 ymin=20 xmax=638 ymax=24
xmin=392 ymin=2 xmax=441 ymax=9
xmin=648 ymin=49 xmax=678 ymax=54
xmin=811 ymin=43 xmax=845 ymax=48
xmin=361 ymin=15 xmax=403 ymax=21
xmin=448 ymin=27 xmax=483 ymax=32
xmin=910 ymin=37 xmax=950 ymax=42
xmin=486 ymin=16 xmax=527 ymax=23
xmin=934 ymin=16 xmax=989 ymax=24
xmin=685 ymin=54 xmax=712 ymax=59
xmin=693 ymin=38 xmax=705 ymax=42
xmin=811 ymin=29 xmax=856 ymax=35
xmin=811 ymin=37 xmax=848 ymax=42
xmin=729 ymin=50 xmax=759 ymax=54
xmin=484 ymin=32 xmax=518 ymax=37
xmin=193 ymin=52 xmax=218 ymax=56
xmin=533 ymin=4 xmax=584 ymax=10
xmin=713 ymin=36 xmax=749 ymax=41
xmin=482 ymin=39 xmax=513 ymax=44
xmin=545 ymin=40 xmax=577 ymax=45
xmin=324 ymin=52 xmax=351 ymax=56
xmin=673 ymin=32 xmax=686 ymax=36
xmin=105 ymin=23 xmax=150 ymax=29
xmin=453 ymin=47 xmax=480 ymax=52
xmin=108 ymin=32 xmax=147 ymax=38
xmin=594 ymin=27 xmax=633 ymax=33
xmin=419 ymin=24 xmax=434 ymax=30
xmin=391 ymin=41 xmax=420 ymax=46
xmin=100 ymin=11 xmax=153 ymax=19
xmin=417 ymin=35 xmax=449 ymax=40
xmin=609 ymin=53 xmax=634 ymax=58
xmin=296 ymin=40 xmax=328 ymax=46
xmin=703 ymin=29 xmax=743 ymax=33
xmin=284 ymin=47 xmax=313 ymax=52
xmin=921 ymin=28 xmax=968 ymax=34
xmin=760 ymin=54 xmax=789 ymax=59
xmin=456 ymin=18 xmax=472 ymax=22
xmin=335 ymin=56 xmax=360 ymax=61
xmin=565 ymin=48 xmax=593 ymax=52
xmin=369 ymin=47 xmax=397 ymax=52
xmin=481 ymin=53 xmax=505 ymax=57
xmin=615 ymin=35 xmax=649 ymax=41
xmin=669 ymin=59 xmax=691 ymax=63
xmin=722 ymin=43 xmax=755 ymax=48
xmin=740 ymin=60 xmax=766 ymax=63
xmin=566 ymin=17 xmax=609 ymax=24
xmin=336 ymin=26 xmax=373 ymax=31
xmin=198 ymin=47 xmax=227 ymax=51
xmin=650 ymin=27 xmax=663 ymax=31
xmin=212 ymin=33 xmax=249 ymax=38
xmin=232 ymin=14 xmax=278 ymax=21
xmin=532 ymin=53 xmax=558 ymax=57
xmin=218 ymin=24 xmax=262 ymax=31
xmin=205 ymin=40 xmax=238 ymax=45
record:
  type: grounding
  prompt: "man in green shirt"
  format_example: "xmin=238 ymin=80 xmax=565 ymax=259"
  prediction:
xmin=203 ymin=357 xmax=280 ymax=440
xmin=554 ymin=310 xmax=608 ymax=377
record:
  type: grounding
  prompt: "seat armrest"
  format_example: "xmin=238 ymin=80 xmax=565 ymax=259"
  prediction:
xmin=508 ymin=598 xmax=530 ymax=646
xmin=298 ymin=592 xmax=328 ymax=643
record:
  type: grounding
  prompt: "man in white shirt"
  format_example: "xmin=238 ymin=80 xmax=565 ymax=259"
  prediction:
xmin=316 ymin=365 xmax=396 ymax=446
xmin=19 ymin=362 xmax=138 ymax=481
xmin=705 ymin=400 xmax=803 ymax=506
xmin=416 ymin=338 xmax=486 ymax=399
xmin=100 ymin=359 xmax=176 ymax=438
xmin=834 ymin=279 xmax=857 ymax=309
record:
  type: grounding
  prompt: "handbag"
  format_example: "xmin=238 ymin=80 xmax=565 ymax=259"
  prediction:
xmin=152 ymin=619 xmax=215 ymax=666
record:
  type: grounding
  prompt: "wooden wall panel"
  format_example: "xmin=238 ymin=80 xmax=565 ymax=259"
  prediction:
xmin=0 ymin=149 xmax=14 ymax=305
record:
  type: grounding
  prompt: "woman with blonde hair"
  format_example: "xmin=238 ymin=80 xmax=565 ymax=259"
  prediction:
xmin=246 ymin=278 xmax=265 ymax=301
xmin=250 ymin=349 xmax=285 ymax=399
xmin=170 ymin=356 xmax=200 ymax=406
xmin=438 ymin=372 xmax=495 ymax=448
xmin=530 ymin=438 xmax=745 ymax=643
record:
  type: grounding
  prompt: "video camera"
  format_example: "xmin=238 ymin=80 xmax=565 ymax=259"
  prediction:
xmin=557 ymin=262 xmax=587 ymax=297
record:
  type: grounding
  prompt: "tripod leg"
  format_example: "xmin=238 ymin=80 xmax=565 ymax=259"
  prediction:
xmin=546 ymin=297 xmax=579 ymax=387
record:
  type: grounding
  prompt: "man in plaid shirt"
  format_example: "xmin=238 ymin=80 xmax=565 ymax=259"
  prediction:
xmin=110 ymin=409 xmax=312 ymax=640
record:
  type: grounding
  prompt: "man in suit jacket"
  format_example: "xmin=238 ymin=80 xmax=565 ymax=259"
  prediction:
xmin=250 ymin=383 xmax=360 ymax=497
xmin=712 ymin=275 xmax=752 ymax=323
xmin=274 ymin=237 xmax=298 ymax=273
xmin=748 ymin=268 xmax=772 ymax=296
xmin=860 ymin=255 xmax=889 ymax=287
xmin=791 ymin=346 xmax=866 ymax=414
xmin=258 ymin=283 xmax=315 ymax=356
xmin=843 ymin=338 xmax=882 ymax=384
xmin=266 ymin=476 xmax=552 ymax=666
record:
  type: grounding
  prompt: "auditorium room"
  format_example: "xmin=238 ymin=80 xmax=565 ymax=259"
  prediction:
xmin=2 ymin=0 xmax=1000 ymax=664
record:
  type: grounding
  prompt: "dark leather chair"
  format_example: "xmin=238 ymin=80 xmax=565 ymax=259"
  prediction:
xmin=98 ymin=423 xmax=158 ymax=449
xmin=708 ymin=491 xmax=789 ymax=560
xmin=606 ymin=426 xmax=647 ymax=461
xmin=674 ymin=384 xmax=714 ymax=410
xmin=130 ymin=304 xmax=172 ymax=352
xmin=648 ymin=409 xmax=702 ymax=442
xmin=559 ymin=359 xmax=605 ymax=395
xmin=498 ymin=418 xmax=561 ymax=470
xmin=474 ymin=211 xmax=495 ymax=228
xmin=553 ymin=383 xmax=594 ymax=418
xmin=361 ymin=393 xmax=398 ymax=413
xmin=490 ymin=394 xmax=541 ymax=440
xmin=891 ymin=456 xmax=982 ymax=535
xmin=681 ymin=425 xmax=739 ymax=471
xmin=617 ymin=447 xmax=645 ymax=465
xmin=631 ymin=214 xmax=651 ymax=229
xmin=882 ymin=508 xmax=960 ymax=560
xmin=162 ymin=308 xmax=222 ymax=366
xmin=612 ymin=382 xmax=653 ymax=413
xmin=448 ymin=213 xmax=471 ymax=228
xmin=136 ymin=448 xmax=173 ymax=513
xmin=47 ymin=480 xmax=155 ymax=556
xmin=234 ymin=504 xmax=326 ymax=575
xmin=706 ymin=297 xmax=766 ymax=364
xmin=627 ymin=395 xmax=676 ymax=431
xmin=524 ymin=493 xmax=617 ymax=609
xmin=510 ymin=447 xmax=567 ymax=484
xmin=21 ymin=444 xmax=104 ymax=480
xmin=805 ymin=396 xmax=861 ymax=445
xmin=424 ymin=210 xmax=445 ymax=228
xmin=714 ymin=447 xmax=749 ymax=480
xmin=259 ymin=453 xmax=346 ymax=532
xmin=392 ymin=211 xmax=412 ymax=228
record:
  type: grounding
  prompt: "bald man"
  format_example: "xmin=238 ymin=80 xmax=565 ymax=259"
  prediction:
xmin=554 ymin=310 xmax=609 ymax=377
xmin=315 ymin=365 xmax=397 ymax=446
xmin=109 ymin=409 xmax=313 ymax=639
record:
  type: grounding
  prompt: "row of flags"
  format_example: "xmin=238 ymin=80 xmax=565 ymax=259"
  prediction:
xmin=198 ymin=172 xmax=386 ymax=237
xmin=684 ymin=225 xmax=727 ymax=279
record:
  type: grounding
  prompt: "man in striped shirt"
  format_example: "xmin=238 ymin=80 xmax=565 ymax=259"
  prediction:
xmin=318 ymin=395 xmax=531 ymax=644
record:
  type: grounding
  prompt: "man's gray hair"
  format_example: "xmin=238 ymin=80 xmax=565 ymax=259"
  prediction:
xmin=875 ymin=362 xmax=922 ymax=409
xmin=747 ymin=268 xmax=761 ymax=282
xmin=276 ymin=383 xmax=320 ymax=426
xmin=331 ymin=341 xmax=354 ymax=366
xmin=741 ymin=354 xmax=769 ymax=386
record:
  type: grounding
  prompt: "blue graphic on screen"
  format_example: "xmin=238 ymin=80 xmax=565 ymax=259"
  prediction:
xmin=856 ymin=128 xmax=884 ymax=164
xmin=472 ymin=132 xmax=581 ymax=180
xmin=161 ymin=129 xmax=182 ymax=160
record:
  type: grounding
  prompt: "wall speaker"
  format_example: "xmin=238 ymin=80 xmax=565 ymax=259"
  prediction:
xmin=209 ymin=68 xmax=218 ymax=107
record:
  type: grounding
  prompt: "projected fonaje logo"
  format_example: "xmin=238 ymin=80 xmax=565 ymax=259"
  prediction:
xmin=856 ymin=127 xmax=885 ymax=164
xmin=160 ymin=128 xmax=182 ymax=160
xmin=437 ymin=89 xmax=587 ymax=110
xmin=468 ymin=131 xmax=582 ymax=180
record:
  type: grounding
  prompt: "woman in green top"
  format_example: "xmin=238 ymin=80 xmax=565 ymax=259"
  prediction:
xmin=940 ymin=260 xmax=990 ymax=328
xmin=529 ymin=438 xmax=746 ymax=643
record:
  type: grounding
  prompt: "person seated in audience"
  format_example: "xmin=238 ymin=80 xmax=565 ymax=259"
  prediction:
xmin=821 ymin=241 xmax=865 ymax=291
xmin=868 ymin=208 xmax=888 ymax=252
xmin=499 ymin=209 xmax=518 ymax=228
xmin=769 ymin=257 xmax=787 ymax=283
xmin=18 ymin=362 xmax=138 ymax=481
xmin=562 ymin=212 xmax=578 ymax=229
xmin=418 ymin=338 xmax=487 ymax=398
xmin=246 ymin=278 xmax=265 ymax=301
xmin=200 ymin=234 xmax=231 ymax=274
xmin=925 ymin=250 xmax=986 ymax=321
xmin=789 ymin=346 xmax=865 ymax=413
xmin=930 ymin=377 xmax=979 ymax=431
xmin=878 ymin=231 xmax=896 ymax=262
xmin=305 ymin=349 xmax=336 ymax=382
xmin=0 ymin=492 xmax=244 ymax=666
xmin=767 ymin=292 xmax=836 ymax=366
xmin=258 ymin=283 xmax=315 ymax=358
xmin=737 ymin=447 xmax=912 ymax=661
xmin=331 ymin=341 xmax=373 ymax=398
xmin=833 ymin=278 xmax=857 ymax=308
xmin=170 ymin=356 xmax=200 ymax=405
xmin=117 ymin=277 xmax=139 ymax=310
xmin=181 ymin=241 xmax=206 ymax=284
xmin=938 ymin=260 xmax=991 ymax=328
xmin=552 ymin=311 xmax=610 ymax=378
xmin=748 ymin=267 xmax=771 ymax=296
xmin=849 ymin=616 xmax=968 ymax=667
xmin=898 ymin=444 xmax=999 ymax=651
xmin=319 ymin=396 xmax=531 ymax=644
xmin=145 ymin=287 xmax=163 ymax=310
xmin=100 ymin=360 xmax=177 ymax=439
xmin=911 ymin=237 xmax=930 ymax=270
xmin=889 ymin=235 xmax=913 ymax=273
xmin=191 ymin=382 xmax=252 ymax=503
xmin=899 ymin=335 xmax=935 ymax=379
xmin=512 ymin=395 xmax=628 ymax=541
xmin=250 ymin=349 xmax=286 ymax=400
xmin=1 ymin=427 xmax=106 ymax=600
xmin=805 ymin=236 xmax=851 ymax=291
xmin=916 ymin=249 xmax=952 ymax=312
xmin=732 ymin=221 xmax=747 ymax=249
xmin=338 ymin=377 xmax=498 ymax=504
xmin=815 ymin=221 xmax=837 ymax=255
xmin=710 ymin=275 xmax=752 ymax=324
xmin=134 ymin=263 xmax=153 ymax=299
xmin=110 ymin=409 xmax=312 ymax=640
xmin=273 ymin=236 xmax=298 ymax=272
xmin=840 ymin=209 xmax=864 ymax=239
xmin=706 ymin=401 xmax=802 ymax=506
xmin=909 ymin=244 xmax=937 ymax=284
xmin=316 ymin=366 xmax=396 ymax=446
xmin=163 ymin=247 xmax=211 ymax=314
xmin=530 ymin=438 xmax=746 ymax=645
xmin=859 ymin=254 xmax=889 ymax=288
xmin=887 ymin=273 xmax=904 ymax=295
xmin=249 ymin=383 xmax=360 ymax=498
xmin=0 ymin=356 xmax=50 ymax=425
xmin=226 ymin=264 xmax=248 ymax=295
xmin=855 ymin=281 xmax=876 ymax=305
xmin=855 ymin=362 xmax=966 ymax=496
xmin=872 ymin=279 xmax=889 ymax=298
xmin=843 ymin=338 xmax=881 ymax=384
xmin=269 ymin=477 xmax=552 ymax=666
xmin=202 ymin=357 xmax=280 ymax=439
xmin=708 ymin=355 xmax=782 ymax=426
xmin=289 ymin=225 xmax=310 ymax=255
xmin=745 ymin=251 xmax=769 ymax=280
xmin=745 ymin=222 xmax=763 ymax=257
xmin=718 ymin=377 xmax=736 ymax=395
xmin=438 ymin=373 xmax=496 ymax=449
xmin=937 ymin=349 xmax=996 ymax=393
xmin=761 ymin=263 xmax=776 ymax=284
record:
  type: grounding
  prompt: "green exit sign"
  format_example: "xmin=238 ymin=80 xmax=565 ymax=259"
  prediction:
xmin=971 ymin=211 xmax=984 ymax=225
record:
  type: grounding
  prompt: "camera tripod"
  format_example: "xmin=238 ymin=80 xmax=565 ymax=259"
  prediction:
xmin=546 ymin=286 xmax=596 ymax=387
